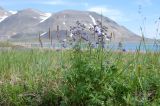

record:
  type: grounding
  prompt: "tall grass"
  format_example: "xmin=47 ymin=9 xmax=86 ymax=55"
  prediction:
xmin=0 ymin=47 xmax=160 ymax=105
xmin=0 ymin=41 xmax=14 ymax=47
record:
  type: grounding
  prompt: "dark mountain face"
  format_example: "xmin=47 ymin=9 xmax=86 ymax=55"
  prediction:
xmin=0 ymin=7 xmax=142 ymax=42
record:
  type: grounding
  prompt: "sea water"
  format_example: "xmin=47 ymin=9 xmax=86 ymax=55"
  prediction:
xmin=30 ymin=42 xmax=160 ymax=52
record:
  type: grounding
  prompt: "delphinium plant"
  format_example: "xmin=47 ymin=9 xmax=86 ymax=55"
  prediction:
xmin=58 ymin=19 xmax=129 ymax=106
xmin=68 ymin=18 xmax=113 ymax=51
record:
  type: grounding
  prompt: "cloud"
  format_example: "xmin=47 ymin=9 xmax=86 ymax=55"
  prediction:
xmin=136 ymin=0 xmax=152 ymax=6
xmin=87 ymin=6 xmax=129 ymax=22
xmin=42 ymin=0 xmax=70 ymax=5
xmin=41 ymin=0 xmax=88 ymax=7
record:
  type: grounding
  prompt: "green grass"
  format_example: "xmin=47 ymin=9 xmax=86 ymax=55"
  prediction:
xmin=0 ymin=48 xmax=160 ymax=106
xmin=0 ymin=41 xmax=13 ymax=47
xmin=0 ymin=41 xmax=23 ymax=48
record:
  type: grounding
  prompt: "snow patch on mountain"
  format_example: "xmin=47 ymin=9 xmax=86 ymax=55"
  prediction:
xmin=0 ymin=15 xmax=8 ymax=22
xmin=89 ymin=15 xmax=97 ymax=25
xmin=9 ymin=11 xmax=17 ymax=14
xmin=40 ymin=13 xmax=52 ymax=23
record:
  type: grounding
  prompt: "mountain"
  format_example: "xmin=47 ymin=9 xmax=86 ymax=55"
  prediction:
xmin=22 ymin=10 xmax=142 ymax=42
xmin=0 ymin=7 xmax=11 ymax=22
xmin=0 ymin=8 xmax=51 ymax=36
xmin=0 ymin=7 xmax=147 ymax=42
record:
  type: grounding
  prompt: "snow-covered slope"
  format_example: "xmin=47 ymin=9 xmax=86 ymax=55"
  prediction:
xmin=0 ymin=7 xmax=11 ymax=22
xmin=0 ymin=8 xmax=52 ymax=36
xmin=40 ymin=13 xmax=52 ymax=23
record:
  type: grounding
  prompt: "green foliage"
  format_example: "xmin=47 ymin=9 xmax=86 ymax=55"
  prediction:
xmin=61 ymin=48 xmax=116 ymax=105
xmin=0 ymin=47 xmax=160 ymax=106
xmin=0 ymin=41 xmax=12 ymax=47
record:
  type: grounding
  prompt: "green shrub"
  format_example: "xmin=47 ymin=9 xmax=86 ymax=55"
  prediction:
xmin=60 ymin=45 xmax=130 ymax=105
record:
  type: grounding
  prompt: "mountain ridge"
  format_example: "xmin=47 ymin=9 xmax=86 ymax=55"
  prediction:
xmin=0 ymin=7 xmax=150 ymax=42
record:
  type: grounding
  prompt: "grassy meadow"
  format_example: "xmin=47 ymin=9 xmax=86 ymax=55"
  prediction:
xmin=0 ymin=45 xmax=160 ymax=106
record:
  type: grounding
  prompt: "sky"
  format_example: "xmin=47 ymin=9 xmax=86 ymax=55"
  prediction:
xmin=0 ymin=0 xmax=160 ymax=38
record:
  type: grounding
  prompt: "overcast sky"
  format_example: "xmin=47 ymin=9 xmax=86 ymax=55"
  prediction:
xmin=0 ymin=0 xmax=160 ymax=38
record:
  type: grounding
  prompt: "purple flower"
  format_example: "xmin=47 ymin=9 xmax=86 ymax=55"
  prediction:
xmin=95 ymin=26 xmax=102 ymax=36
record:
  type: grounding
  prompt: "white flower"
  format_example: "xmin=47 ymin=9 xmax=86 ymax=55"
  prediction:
xmin=63 ymin=39 xmax=67 ymax=42
xmin=70 ymin=33 xmax=73 ymax=38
